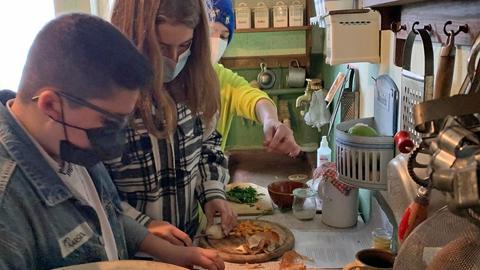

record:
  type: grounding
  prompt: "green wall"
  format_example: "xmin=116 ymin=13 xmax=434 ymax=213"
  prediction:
xmin=224 ymin=66 xmax=322 ymax=151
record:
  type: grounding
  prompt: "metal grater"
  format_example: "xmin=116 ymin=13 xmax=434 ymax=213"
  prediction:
xmin=340 ymin=67 xmax=359 ymax=122
xmin=400 ymin=71 xmax=427 ymax=143
xmin=340 ymin=91 xmax=360 ymax=121
xmin=399 ymin=29 xmax=434 ymax=144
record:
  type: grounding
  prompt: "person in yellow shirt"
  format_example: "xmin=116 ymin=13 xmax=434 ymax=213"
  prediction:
xmin=208 ymin=0 xmax=301 ymax=156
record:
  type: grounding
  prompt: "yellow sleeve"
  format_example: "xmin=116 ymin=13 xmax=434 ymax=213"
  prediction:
xmin=215 ymin=64 xmax=274 ymax=137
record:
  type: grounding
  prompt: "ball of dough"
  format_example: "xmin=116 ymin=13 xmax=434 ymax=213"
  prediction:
xmin=206 ymin=224 xmax=225 ymax=239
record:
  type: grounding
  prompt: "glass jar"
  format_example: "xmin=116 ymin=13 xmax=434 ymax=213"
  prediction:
xmin=372 ymin=228 xmax=392 ymax=250
xmin=292 ymin=188 xmax=317 ymax=220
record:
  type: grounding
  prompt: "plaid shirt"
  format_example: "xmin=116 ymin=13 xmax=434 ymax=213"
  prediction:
xmin=105 ymin=103 xmax=229 ymax=237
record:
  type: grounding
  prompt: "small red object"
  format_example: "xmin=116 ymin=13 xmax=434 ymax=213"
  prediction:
xmin=398 ymin=207 xmax=411 ymax=243
xmin=394 ymin=130 xmax=414 ymax=154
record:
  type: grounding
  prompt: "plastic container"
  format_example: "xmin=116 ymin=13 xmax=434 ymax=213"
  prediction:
xmin=317 ymin=135 xmax=332 ymax=167
xmin=335 ymin=117 xmax=394 ymax=190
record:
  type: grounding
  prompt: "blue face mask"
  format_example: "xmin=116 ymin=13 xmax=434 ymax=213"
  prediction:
xmin=163 ymin=48 xmax=191 ymax=83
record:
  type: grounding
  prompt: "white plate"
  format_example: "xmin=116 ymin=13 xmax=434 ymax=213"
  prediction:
xmin=53 ymin=260 xmax=187 ymax=270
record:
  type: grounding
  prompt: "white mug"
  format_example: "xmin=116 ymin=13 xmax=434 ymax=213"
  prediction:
xmin=320 ymin=180 xmax=358 ymax=228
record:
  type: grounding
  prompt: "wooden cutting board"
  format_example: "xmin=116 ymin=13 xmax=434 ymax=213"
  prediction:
xmin=226 ymin=183 xmax=273 ymax=216
xmin=199 ymin=219 xmax=294 ymax=264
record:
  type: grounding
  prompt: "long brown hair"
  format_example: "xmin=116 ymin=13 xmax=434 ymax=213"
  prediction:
xmin=111 ymin=0 xmax=220 ymax=138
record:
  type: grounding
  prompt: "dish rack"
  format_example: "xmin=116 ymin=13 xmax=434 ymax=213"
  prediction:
xmin=335 ymin=117 xmax=394 ymax=190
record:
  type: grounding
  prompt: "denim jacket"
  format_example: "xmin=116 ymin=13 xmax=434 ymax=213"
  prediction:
xmin=0 ymin=103 xmax=149 ymax=270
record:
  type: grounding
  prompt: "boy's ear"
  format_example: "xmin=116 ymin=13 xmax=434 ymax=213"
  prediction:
xmin=36 ymin=89 xmax=63 ymax=121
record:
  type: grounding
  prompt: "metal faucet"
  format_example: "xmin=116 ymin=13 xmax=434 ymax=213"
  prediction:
xmin=295 ymin=79 xmax=322 ymax=115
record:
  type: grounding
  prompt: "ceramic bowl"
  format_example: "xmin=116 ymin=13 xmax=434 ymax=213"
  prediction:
xmin=268 ymin=180 xmax=308 ymax=209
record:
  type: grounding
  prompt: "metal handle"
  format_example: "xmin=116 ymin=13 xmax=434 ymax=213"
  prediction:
xmin=290 ymin=59 xmax=300 ymax=68
xmin=459 ymin=33 xmax=480 ymax=94
xmin=434 ymin=30 xmax=456 ymax=99
xmin=260 ymin=62 xmax=267 ymax=72
xmin=402 ymin=28 xmax=434 ymax=76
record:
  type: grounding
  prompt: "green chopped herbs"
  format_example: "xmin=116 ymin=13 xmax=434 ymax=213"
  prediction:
xmin=226 ymin=186 xmax=264 ymax=205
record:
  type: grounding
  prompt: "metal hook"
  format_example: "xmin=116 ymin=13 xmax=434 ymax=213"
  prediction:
xmin=412 ymin=22 xmax=432 ymax=34
xmin=391 ymin=22 xmax=406 ymax=33
xmin=444 ymin=21 xmax=469 ymax=37
xmin=412 ymin=21 xmax=420 ymax=34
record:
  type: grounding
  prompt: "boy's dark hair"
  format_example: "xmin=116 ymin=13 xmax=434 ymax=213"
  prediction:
xmin=0 ymin=90 xmax=16 ymax=105
xmin=17 ymin=13 xmax=152 ymax=102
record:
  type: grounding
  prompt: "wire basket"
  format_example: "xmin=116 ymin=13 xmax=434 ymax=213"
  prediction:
xmin=335 ymin=117 xmax=394 ymax=190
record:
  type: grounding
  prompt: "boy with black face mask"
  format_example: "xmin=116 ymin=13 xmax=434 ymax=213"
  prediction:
xmin=0 ymin=13 xmax=224 ymax=270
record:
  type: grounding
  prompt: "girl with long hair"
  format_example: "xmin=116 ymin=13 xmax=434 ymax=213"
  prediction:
xmin=107 ymin=0 xmax=236 ymax=268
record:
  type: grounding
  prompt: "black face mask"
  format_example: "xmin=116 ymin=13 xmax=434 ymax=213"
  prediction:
xmin=41 ymin=91 xmax=129 ymax=167
xmin=54 ymin=119 xmax=127 ymax=167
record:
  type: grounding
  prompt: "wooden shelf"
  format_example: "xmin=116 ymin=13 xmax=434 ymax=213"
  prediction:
xmin=220 ymin=54 xmax=309 ymax=69
xmin=235 ymin=26 xmax=312 ymax=33
xmin=223 ymin=1 xmax=313 ymax=70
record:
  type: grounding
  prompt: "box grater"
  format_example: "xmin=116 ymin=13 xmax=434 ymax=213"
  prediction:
xmin=399 ymin=28 xmax=434 ymax=144
xmin=340 ymin=69 xmax=360 ymax=122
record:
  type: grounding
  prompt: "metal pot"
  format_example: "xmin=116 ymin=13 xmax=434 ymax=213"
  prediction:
xmin=257 ymin=63 xmax=276 ymax=89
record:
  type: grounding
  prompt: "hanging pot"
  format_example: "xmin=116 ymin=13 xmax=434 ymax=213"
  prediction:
xmin=257 ymin=63 xmax=276 ymax=89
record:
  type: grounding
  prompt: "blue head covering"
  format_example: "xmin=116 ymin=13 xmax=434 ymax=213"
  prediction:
xmin=211 ymin=0 xmax=235 ymax=43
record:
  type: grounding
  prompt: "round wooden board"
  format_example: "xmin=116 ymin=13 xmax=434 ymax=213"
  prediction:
xmin=199 ymin=219 xmax=294 ymax=264
xmin=52 ymin=260 xmax=187 ymax=270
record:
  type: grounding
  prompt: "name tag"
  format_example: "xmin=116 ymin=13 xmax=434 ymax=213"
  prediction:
xmin=58 ymin=222 xmax=94 ymax=258
xmin=0 ymin=160 xmax=16 ymax=193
